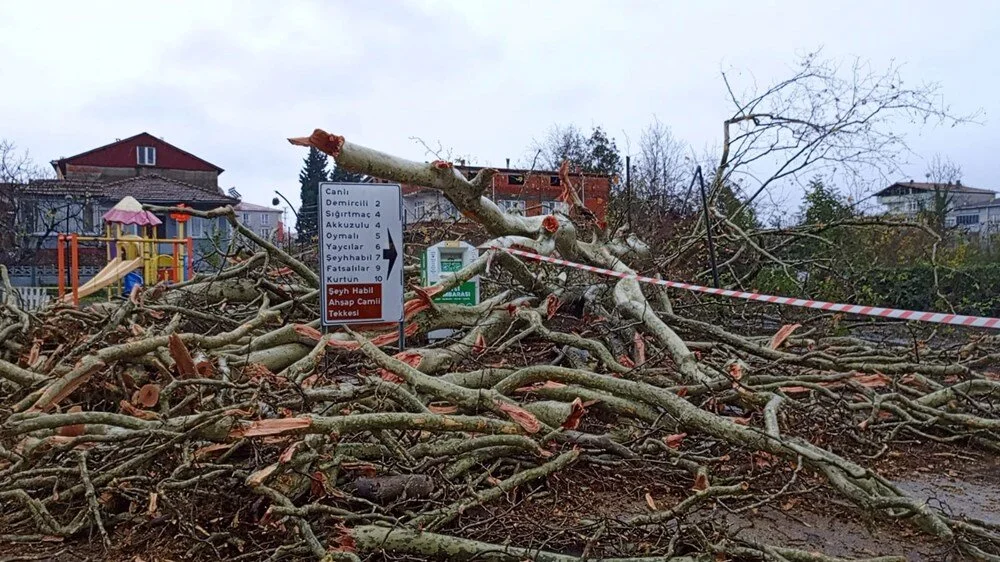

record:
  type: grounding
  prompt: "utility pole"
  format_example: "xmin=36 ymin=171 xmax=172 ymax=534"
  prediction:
xmin=693 ymin=166 xmax=721 ymax=288
xmin=625 ymin=155 xmax=632 ymax=228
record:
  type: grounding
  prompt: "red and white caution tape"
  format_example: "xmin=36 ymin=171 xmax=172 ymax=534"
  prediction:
xmin=496 ymin=247 xmax=1000 ymax=330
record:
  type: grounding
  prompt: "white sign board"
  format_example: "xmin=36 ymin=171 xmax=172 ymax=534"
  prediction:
xmin=319 ymin=182 xmax=404 ymax=326
xmin=421 ymin=241 xmax=480 ymax=341
xmin=421 ymin=241 xmax=479 ymax=306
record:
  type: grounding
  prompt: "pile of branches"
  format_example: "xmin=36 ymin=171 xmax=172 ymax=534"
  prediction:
xmin=2 ymin=131 xmax=1000 ymax=562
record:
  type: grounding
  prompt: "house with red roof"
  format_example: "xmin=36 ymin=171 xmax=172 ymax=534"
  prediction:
xmin=5 ymin=133 xmax=249 ymax=285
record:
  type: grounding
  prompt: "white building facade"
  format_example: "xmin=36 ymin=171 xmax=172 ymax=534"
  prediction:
xmin=236 ymin=202 xmax=285 ymax=241
xmin=876 ymin=181 xmax=996 ymax=218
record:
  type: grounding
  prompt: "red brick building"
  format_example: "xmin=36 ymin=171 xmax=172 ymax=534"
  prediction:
xmin=386 ymin=164 xmax=613 ymax=223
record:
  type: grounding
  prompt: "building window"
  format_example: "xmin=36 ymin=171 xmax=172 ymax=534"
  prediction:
xmin=21 ymin=201 xmax=38 ymax=233
xmin=507 ymin=174 xmax=525 ymax=186
xmin=189 ymin=217 xmax=204 ymax=238
xmin=956 ymin=215 xmax=979 ymax=226
xmin=500 ymin=199 xmax=525 ymax=214
xmin=190 ymin=217 xmax=220 ymax=238
xmin=439 ymin=200 xmax=459 ymax=219
xmin=261 ymin=212 xmax=270 ymax=225
xmin=154 ymin=215 xmax=168 ymax=239
xmin=412 ymin=202 xmax=426 ymax=220
xmin=137 ymin=146 xmax=156 ymax=166
xmin=260 ymin=227 xmax=271 ymax=239
xmin=83 ymin=201 xmax=95 ymax=232
xmin=541 ymin=200 xmax=569 ymax=215
xmin=907 ymin=199 xmax=919 ymax=212
xmin=241 ymin=212 xmax=250 ymax=223
xmin=550 ymin=175 xmax=561 ymax=187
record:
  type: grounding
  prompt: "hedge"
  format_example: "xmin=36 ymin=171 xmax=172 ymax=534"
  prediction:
xmin=754 ymin=263 xmax=1000 ymax=317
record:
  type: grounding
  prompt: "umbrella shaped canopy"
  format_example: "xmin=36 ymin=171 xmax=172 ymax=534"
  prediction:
xmin=102 ymin=196 xmax=162 ymax=226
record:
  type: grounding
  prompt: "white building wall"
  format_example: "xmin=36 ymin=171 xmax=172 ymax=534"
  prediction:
xmin=879 ymin=190 xmax=995 ymax=217
xmin=947 ymin=204 xmax=1000 ymax=236
xmin=237 ymin=206 xmax=284 ymax=240
xmin=403 ymin=192 xmax=460 ymax=223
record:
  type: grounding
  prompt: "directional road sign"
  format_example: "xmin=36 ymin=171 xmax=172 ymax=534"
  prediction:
xmin=318 ymin=182 xmax=404 ymax=325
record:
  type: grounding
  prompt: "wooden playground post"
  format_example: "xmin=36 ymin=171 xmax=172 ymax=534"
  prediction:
xmin=186 ymin=238 xmax=194 ymax=281
xmin=172 ymin=242 xmax=180 ymax=283
xmin=70 ymin=233 xmax=79 ymax=306
xmin=57 ymin=235 xmax=65 ymax=299
xmin=105 ymin=223 xmax=112 ymax=300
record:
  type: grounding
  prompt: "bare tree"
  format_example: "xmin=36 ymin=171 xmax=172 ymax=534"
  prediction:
xmin=633 ymin=117 xmax=690 ymax=212
xmin=921 ymin=153 xmax=963 ymax=230
xmin=925 ymin=153 xmax=962 ymax=185
xmin=712 ymin=51 xmax=972 ymax=214
xmin=1 ymin=140 xmax=47 ymax=264
xmin=532 ymin=124 xmax=589 ymax=170
xmin=0 ymin=139 xmax=84 ymax=270
xmin=530 ymin=124 xmax=622 ymax=177
xmin=0 ymin=139 xmax=47 ymax=185
xmin=662 ymin=51 xmax=974 ymax=289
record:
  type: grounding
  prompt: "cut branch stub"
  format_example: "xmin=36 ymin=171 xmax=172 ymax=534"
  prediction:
xmin=135 ymin=384 xmax=160 ymax=408
xmin=229 ymin=417 xmax=313 ymax=439
xmin=168 ymin=334 xmax=197 ymax=378
xmin=495 ymin=400 xmax=542 ymax=433
xmin=288 ymin=129 xmax=345 ymax=157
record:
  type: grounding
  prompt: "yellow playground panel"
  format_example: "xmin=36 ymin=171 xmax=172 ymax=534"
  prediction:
xmin=57 ymin=197 xmax=195 ymax=305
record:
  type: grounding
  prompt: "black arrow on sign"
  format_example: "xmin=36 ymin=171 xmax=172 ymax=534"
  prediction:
xmin=382 ymin=229 xmax=398 ymax=276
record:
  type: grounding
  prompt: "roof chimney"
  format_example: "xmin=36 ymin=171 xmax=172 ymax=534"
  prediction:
xmin=506 ymin=158 xmax=510 ymax=169
xmin=956 ymin=179 xmax=962 ymax=186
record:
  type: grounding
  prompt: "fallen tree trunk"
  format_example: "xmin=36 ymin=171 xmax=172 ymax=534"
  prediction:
xmin=0 ymin=131 xmax=998 ymax=562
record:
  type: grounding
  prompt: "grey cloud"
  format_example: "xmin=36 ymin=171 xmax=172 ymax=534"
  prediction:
xmin=2 ymin=0 xmax=999 ymax=217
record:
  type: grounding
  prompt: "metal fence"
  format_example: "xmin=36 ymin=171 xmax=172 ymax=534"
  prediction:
xmin=0 ymin=285 xmax=52 ymax=311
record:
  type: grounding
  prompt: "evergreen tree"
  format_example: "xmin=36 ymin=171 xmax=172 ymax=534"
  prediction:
xmin=584 ymin=126 xmax=622 ymax=178
xmin=297 ymin=147 xmax=328 ymax=241
xmin=799 ymin=177 xmax=853 ymax=226
xmin=538 ymin=125 xmax=621 ymax=178
xmin=330 ymin=164 xmax=365 ymax=183
xmin=794 ymin=177 xmax=854 ymax=260
xmin=540 ymin=125 xmax=589 ymax=170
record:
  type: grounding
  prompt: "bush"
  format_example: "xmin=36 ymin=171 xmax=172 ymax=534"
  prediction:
xmin=757 ymin=263 xmax=1000 ymax=316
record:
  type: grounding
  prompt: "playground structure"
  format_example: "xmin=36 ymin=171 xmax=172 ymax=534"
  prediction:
xmin=56 ymin=196 xmax=195 ymax=305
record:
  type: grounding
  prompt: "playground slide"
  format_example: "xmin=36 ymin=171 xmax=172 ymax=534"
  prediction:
xmin=62 ymin=256 xmax=143 ymax=302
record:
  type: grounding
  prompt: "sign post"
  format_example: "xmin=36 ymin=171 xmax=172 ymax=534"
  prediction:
xmin=319 ymin=182 xmax=404 ymax=328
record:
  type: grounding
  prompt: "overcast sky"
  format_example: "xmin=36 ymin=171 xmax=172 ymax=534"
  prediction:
xmin=2 ymin=0 xmax=997 ymax=221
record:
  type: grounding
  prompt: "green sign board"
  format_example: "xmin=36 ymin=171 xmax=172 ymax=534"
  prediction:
xmin=436 ymin=257 xmax=477 ymax=305
xmin=421 ymin=243 xmax=479 ymax=308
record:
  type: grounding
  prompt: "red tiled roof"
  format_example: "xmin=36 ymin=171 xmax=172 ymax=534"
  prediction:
xmin=102 ymin=174 xmax=236 ymax=204
xmin=20 ymin=174 xmax=237 ymax=205
xmin=21 ymin=179 xmax=104 ymax=197
xmin=20 ymin=180 xmax=104 ymax=197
